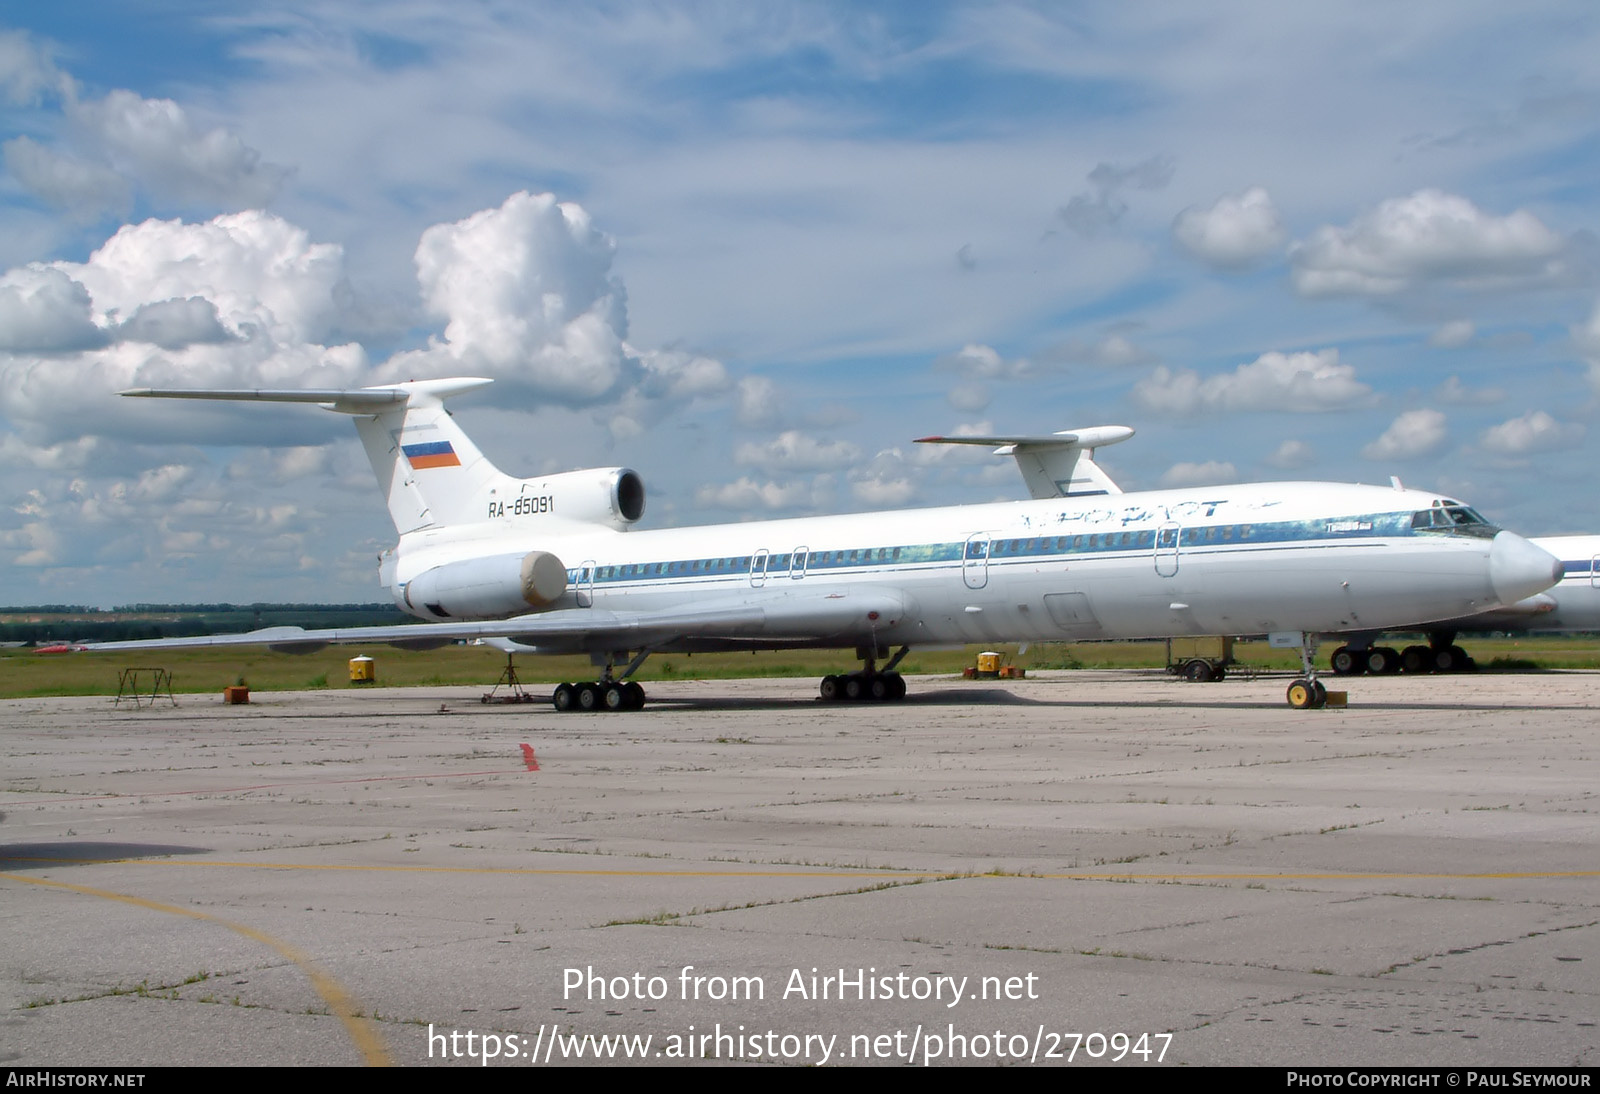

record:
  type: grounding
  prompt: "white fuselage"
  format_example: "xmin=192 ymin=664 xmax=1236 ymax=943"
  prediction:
xmin=386 ymin=481 xmax=1554 ymax=654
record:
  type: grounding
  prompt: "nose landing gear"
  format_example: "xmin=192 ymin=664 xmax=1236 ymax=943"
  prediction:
xmin=1283 ymin=632 xmax=1329 ymax=710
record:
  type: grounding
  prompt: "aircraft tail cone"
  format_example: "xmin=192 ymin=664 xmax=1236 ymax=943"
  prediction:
xmin=1489 ymin=531 xmax=1564 ymax=606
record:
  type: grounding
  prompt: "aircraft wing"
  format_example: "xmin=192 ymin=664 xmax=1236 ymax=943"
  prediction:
xmin=84 ymin=587 xmax=906 ymax=656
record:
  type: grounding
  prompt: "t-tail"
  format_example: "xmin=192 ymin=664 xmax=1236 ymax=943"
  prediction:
xmin=119 ymin=377 xmax=646 ymax=536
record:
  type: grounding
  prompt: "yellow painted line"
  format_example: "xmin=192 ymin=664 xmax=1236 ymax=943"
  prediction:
xmin=0 ymin=872 xmax=392 ymax=1067
xmin=5 ymin=856 xmax=1598 ymax=882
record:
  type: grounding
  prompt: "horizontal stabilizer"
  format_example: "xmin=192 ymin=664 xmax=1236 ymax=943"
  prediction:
xmin=119 ymin=377 xmax=493 ymax=416
xmin=915 ymin=426 xmax=1133 ymax=499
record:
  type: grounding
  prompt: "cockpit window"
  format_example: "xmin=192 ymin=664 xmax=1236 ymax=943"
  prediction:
xmin=1411 ymin=505 xmax=1498 ymax=538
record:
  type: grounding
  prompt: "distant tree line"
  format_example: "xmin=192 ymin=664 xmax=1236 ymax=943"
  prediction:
xmin=0 ymin=603 xmax=413 ymax=645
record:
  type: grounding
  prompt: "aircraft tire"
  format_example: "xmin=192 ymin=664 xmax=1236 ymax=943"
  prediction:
xmin=602 ymin=683 xmax=627 ymax=711
xmin=888 ymin=673 xmax=907 ymax=700
xmin=576 ymin=682 xmax=601 ymax=711
xmin=1287 ymin=678 xmax=1316 ymax=709
xmin=1401 ymin=645 xmax=1432 ymax=674
xmin=843 ymin=675 xmax=866 ymax=701
xmin=1311 ymin=680 xmax=1327 ymax=708
xmin=1330 ymin=646 xmax=1364 ymax=676
xmin=869 ymin=675 xmax=890 ymax=700
xmin=623 ymin=682 xmax=646 ymax=710
xmin=1365 ymin=647 xmax=1400 ymax=675
xmin=819 ymin=675 xmax=843 ymax=701
xmin=552 ymin=683 xmax=576 ymax=712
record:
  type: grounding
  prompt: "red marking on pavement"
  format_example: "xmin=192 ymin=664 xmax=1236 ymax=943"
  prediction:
xmin=520 ymin=743 xmax=539 ymax=771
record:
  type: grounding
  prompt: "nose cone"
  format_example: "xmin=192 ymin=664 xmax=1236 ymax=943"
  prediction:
xmin=1489 ymin=531 xmax=1563 ymax=605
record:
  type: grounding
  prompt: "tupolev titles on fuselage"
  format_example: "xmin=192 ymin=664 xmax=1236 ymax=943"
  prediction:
xmin=93 ymin=377 xmax=1563 ymax=710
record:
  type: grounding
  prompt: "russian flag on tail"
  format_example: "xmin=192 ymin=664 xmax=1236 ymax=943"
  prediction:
xmin=402 ymin=440 xmax=461 ymax=469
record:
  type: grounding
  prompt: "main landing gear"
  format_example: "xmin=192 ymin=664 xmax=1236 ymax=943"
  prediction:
xmin=1329 ymin=630 xmax=1476 ymax=677
xmin=819 ymin=645 xmax=911 ymax=703
xmin=551 ymin=649 xmax=650 ymax=713
xmin=1284 ymin=633 xmax=1328 ymax=710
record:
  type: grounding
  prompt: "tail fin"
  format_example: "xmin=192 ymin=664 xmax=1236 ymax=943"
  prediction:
xmin=121 ymin=377 xmax=514 ymax=534
xmin=914 ymin=426 xmax=1134 ymax=499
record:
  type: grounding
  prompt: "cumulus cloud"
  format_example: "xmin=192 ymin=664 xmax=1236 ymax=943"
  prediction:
xmin=0 ymin=266 xmax=106 ymax=352
xmin=116 ymin=296 xmax=233 ymax=349
xmin=1159 ymin=460 xmax=1237 ymax=488
xmin=1433 ymin=375 xmax=1504 ymax=405
xmin=1 ymin=190 xmax=728 ymax=460
xmin=1265 ymin=439 xmax=1315 ymax=469
xmin=1172 ymin=187 xmax=1286 ymax=270
xmin=0 ymin=432 xmax=103 ymax=471
xmin=381 ymin=191 xmax=629 ymax=401
xmin=2 ymin=48 xmax=288 ymax=218
xmin=1036 ymin=332 xmax=1155 ymax=368
xmin=734 ymin=375 xmax=783 ymax=427
xmin=78 ymin=211 xmax=345 ymax=343
xmin=69 ymin=90 xmax=290 ymax=209
xmin=594 ymin=345 xmax=728 ymax=441
xmin=695 ymin=476 xmax=820 ymax=511
xmin=851 ymin=473 xmax=916 ymax=506
xmin=734 ymin=430 xmax=861 ymax=472
xmin=946 ymin=381 xmax=991 ymax=412
xmin=933 ymin=342 xmax=1034 ymax=379
xmin=0 ymin=210 xmax=364 ymax=441
xmin=4 ymin=136 xmax=130 ymax=219
xmin=848 ymin=448 xmax=917 ymax=507
xmin=1572 ymin=302 xmax=1600 ymax=394
xmin=1290 ymin=190 xmax=1566 ymax=296
xmin=1480 ymin=410 xmax=1583 ymax=455
xmin=1361 ymin=408 xmax=1447 ymax=461
xmin=1132 ymin=349 xmax=1373 ymax=416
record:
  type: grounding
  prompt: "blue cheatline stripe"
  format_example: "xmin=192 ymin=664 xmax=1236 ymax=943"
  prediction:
xmin=565 ymin=510 xmax=1456 ymax=589
xmin=402 ymin=441 xmax=455 ymax=457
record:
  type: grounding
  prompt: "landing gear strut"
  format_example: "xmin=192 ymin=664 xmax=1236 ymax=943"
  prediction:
xmin=820 ymin=645 xmax=910 ymax=702
xmin=551 ymin=649 xmax=650 ymax=713
xmin=1284 ymin=633 xmax=1328 ymax=710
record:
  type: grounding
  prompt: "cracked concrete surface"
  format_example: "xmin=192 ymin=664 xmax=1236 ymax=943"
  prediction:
xmin=1 ymin=670 xmax=1595 ymax=1066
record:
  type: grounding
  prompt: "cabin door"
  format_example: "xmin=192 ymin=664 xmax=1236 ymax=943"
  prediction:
xmin=577 ymin=559 xmax=596 ymax=607
xmin=750 ymin=549 xmax=769 ymax=587
xmin=1154 ymin=523 xmax=1180 ymax=577
xmin=963 ymin=534 xmax=990 ymax=589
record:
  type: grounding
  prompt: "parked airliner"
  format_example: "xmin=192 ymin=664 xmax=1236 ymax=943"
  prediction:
xmin=94 ymin=377 xmax=1562 ymax=710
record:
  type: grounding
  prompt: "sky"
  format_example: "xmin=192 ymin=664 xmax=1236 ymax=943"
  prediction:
xmin=2 ymin=1 xmax=1599 ymax=607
